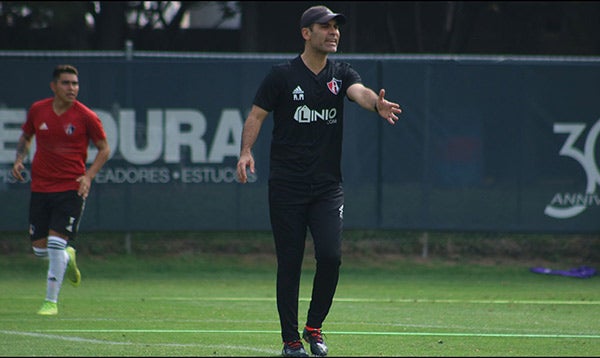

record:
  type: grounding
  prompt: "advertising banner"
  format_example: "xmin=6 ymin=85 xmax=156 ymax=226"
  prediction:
xmin=0 ymin=54 xmax=598 ymax=233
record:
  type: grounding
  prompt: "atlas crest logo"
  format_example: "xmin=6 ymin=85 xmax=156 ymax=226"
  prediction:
xmin=327 ymin=77 xmax=342 ymax=95
xmin=544 ymin=119 xmax=600 ymax=219
xmin=65 ymin=123 xmax=75 ymax=135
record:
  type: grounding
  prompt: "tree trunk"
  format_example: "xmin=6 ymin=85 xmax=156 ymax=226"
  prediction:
xmin=96 ymin=1 xmax=127 ymax=50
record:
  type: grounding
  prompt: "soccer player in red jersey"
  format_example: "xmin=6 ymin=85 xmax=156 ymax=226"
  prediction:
xmin=12 ymin=64 xmax=110 ymax=315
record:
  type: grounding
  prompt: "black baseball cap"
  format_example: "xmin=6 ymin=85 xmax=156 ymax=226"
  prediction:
xmin=300 ymin=5 xmax=346 ymax=28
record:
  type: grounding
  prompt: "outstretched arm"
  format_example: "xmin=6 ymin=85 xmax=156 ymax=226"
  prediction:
xmin=347 ymin=83 xmax=402 ymax=125
xmin=236 ymin=105 xmax=269 ymax=183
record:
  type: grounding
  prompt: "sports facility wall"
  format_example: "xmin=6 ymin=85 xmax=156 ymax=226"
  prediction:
xmin=1 ymin=52 xmax=599 ymax=233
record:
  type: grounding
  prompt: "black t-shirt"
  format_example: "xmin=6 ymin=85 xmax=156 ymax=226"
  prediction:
xmin=253 ymin=55 xmax=362 ymax=183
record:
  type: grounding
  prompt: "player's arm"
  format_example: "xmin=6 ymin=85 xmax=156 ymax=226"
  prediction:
xmin=237 ymin=105 xmax=269 ymax=184
xmin=77 ymin=139 xmax=110 ymax=199
xmin=12 ymin=132 xmax=33 ymax=181
xmin=347 ymin=83 xmax=402 ymax=125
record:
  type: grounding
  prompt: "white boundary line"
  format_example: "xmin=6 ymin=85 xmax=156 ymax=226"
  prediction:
xmin=3 ymin=329 xmax=600 ymax=339
xmin=139 ymin=296 xmax=600 ymax=305
xmin=0 ymin=330 xmax=279 ymax=354
xmin=9 ymin=295 xmax=600 ymax=305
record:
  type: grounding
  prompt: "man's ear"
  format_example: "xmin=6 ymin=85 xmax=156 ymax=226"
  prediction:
xmin=301 ymin=27 xmax=311 ymax=41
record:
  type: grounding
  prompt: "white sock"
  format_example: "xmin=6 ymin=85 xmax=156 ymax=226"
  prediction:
xmin=45 ymin=236 xmax=69 ymax=303
xmin=32 ymin=247 xmax=48 ymax=259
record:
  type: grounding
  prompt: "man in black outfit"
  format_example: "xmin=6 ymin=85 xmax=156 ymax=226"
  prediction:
xmin=236 ymin=5 xmax=402 ymax=357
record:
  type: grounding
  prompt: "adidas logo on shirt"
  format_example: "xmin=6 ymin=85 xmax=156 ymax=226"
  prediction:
xmin=293 ymin=86 xmax=305 ymax=101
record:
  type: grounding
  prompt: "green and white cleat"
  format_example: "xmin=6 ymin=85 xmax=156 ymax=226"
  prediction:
xmin=37 ymin=300 xmax=58 ymax=315
xmin=65 ymin=246 xmax=81 ymax=287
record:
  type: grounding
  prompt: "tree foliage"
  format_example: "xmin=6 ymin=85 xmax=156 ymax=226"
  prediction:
xmin=0 ymin=1 xmax=599 ymax=54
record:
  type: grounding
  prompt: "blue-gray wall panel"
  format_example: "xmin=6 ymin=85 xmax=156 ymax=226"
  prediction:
xmin=0 ymin=54 xmax=598 ymax=233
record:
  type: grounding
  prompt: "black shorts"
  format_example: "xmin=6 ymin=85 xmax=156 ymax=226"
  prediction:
xmin=29 ymin=191 xmax=86 ymax=241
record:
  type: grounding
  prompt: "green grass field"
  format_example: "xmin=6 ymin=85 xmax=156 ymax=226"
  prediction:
xmin=1 ymin=232 xmax=599 ymax=356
